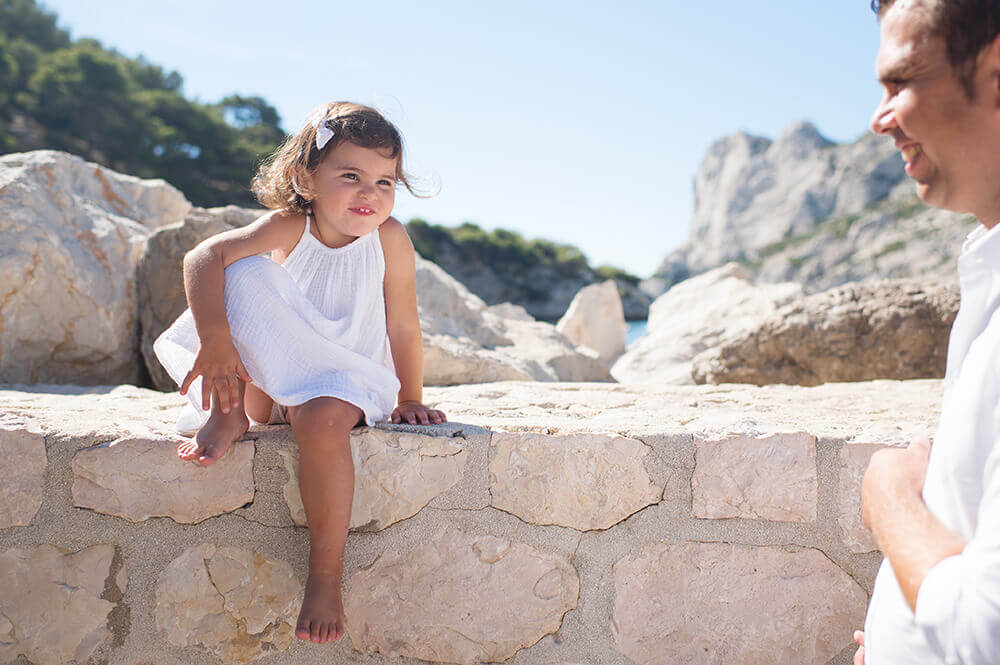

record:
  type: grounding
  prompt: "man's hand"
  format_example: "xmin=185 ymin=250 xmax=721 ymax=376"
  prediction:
xmin=862 ymin=437 xmax=931 ymax=532
xmin=861 ymin=436 xmax=965 ymax=611
xmin=179 ymin=333 xmax=252 ymax=413
xmin=391 ymin=400 xmax=446 ymax=425
xmin=853 ymin=630 xmax=865 ymax=665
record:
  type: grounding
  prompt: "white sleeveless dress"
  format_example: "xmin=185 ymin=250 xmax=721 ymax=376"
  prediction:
xmin=153 ymin=216 xmax=401 ymax=434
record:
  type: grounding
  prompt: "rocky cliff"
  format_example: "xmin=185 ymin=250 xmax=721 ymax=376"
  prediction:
xmin=648 ymin=122 xmax=977 ymax=295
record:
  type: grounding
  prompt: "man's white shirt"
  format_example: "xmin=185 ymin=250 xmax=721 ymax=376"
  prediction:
xmin=865 ymin=222 xmax=1000 ymax=664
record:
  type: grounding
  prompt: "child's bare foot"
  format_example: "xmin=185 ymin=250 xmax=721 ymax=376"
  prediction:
xmin=295 ymin=572 xmax=345 ymax=643
xmin=177 ymin=408 xmax=248 ymax=465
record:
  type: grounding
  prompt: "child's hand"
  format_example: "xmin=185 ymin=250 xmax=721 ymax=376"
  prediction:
xmin=180 ymin=334 xmax=252 ymax=413
xmin=391 ymin=401 xmax=447 ymax=426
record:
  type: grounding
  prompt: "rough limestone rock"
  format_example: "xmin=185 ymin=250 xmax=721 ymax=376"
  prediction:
xmin=487 ymin=301 xmax=535 ymax=321
xmin=649 ymin=122 xmax=977 ymax=297
xmin=417 ymin=257 xmax=612 ymax=384
xmin=556 ymin=280 xmax=627 ymax=365
xmin=72 ymin=436 xmax=254 ymax=523
xmin=692 ymin=278 xmax=959 ymax=386
xmin=0 ymin=150 xmax=190 ymax=385
xmin=692 ymin=433 xmax=817 ymax=522
xmin=344 ymin=526 xmax=579 ymax=664
xmin=0 ymin=544 xmax=119 ymax=665
xmin=489 ymin=431 xmax=662 ymax=530
xmin=839 ymin=443 xmax=886 ymax=553
xmin=138 ymin=205 xmax=262 ymax=390
xmin=0 ymin=420 xmax=46 ymax=527
xmin=279 ymin=428 xmax=468 ymax=530
xmin=611 ymin=264 xmax=802 ymax=384
xmin=155 ymin=544 xmax=299 ymax=664
xmin=612 ymin=541 xmax=867 ymax=665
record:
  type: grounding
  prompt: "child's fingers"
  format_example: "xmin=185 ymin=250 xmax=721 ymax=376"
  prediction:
xmin=202 ymin=382 xmax=213 ymax=411
xmin=236 ymin=362 xmax=253 ymax=384
xmin=180 ymin=369 xmax=196 ymax=396
xmin=418 ymin=410 xmax=430 ymax=425
xmin=215 ymin=379 xmax=232 ymax=413
xmin=226 ymin=375 xmax=241 ymax=410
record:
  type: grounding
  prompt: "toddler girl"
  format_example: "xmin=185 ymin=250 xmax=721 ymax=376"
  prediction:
xmin=154 ymin=102 xmax=446 ymax=644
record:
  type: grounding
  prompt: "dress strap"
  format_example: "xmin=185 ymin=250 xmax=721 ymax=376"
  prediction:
xmin=305 ymin=213 xmax=312 ymax=234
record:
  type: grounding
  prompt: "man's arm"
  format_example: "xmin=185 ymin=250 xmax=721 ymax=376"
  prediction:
xmin=862 ymin=438 xmax=967 ymax=611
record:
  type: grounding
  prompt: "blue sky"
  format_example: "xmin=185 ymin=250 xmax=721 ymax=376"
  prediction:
xmin=41 ymin=1 xmax=885 ymax=277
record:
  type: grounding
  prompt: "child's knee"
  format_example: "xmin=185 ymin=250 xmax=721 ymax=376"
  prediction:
xmin=291 ymin=397 xmax=362 ymax=434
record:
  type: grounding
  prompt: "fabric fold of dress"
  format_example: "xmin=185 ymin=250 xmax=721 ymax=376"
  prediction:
xmin=154 ymin=218 xmax=401 ymax=434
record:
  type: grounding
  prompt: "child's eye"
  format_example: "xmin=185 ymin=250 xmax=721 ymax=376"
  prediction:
xmin=341 ymin=173 xmax=359 ymax=181
xmin=377 ymin=179 xmax=393 ymax=187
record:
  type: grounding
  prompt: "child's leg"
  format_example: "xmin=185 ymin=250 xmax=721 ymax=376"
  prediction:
xmin=286 ymin=397 xmax=363 ymax=644
xmin=177 ymin=382 xmax=249 ymax=465
xmin=243 ymin=383 xmax=274 ymax=425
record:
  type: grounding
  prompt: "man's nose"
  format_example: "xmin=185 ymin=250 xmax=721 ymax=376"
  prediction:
xmin=870 ymin=94 xmax=895 ymax=135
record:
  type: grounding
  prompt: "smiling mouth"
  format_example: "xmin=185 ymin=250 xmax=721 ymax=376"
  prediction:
xmin=350 ymin=207 xmax=375 ymax=216
xmin=901 ymin=145 xmax=922 ymax=164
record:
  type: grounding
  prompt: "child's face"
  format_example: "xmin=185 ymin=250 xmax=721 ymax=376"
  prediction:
xmin=306 ymin=142 xmax=398 ymax=246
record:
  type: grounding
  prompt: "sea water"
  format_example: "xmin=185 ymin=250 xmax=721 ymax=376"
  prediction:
xmin=625 ymin=320 xmax=648 ymax=347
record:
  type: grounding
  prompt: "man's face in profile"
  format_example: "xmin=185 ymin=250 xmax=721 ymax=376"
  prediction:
xmin=870 ymin=0 xmax=998 ymax=218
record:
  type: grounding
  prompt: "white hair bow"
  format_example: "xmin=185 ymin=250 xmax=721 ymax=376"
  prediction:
xmin=313 ymin=113 xmax=335 ymax=151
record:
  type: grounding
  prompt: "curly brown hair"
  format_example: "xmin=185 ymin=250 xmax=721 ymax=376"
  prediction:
xmin=252 ymin=102 xmax=421 ymax=212
xmin=872 ymin=0 xmax=1000 ymax=98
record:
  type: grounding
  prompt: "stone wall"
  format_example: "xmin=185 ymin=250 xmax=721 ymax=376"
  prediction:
xmin=0 ymin=379 xmax=943 ymax=665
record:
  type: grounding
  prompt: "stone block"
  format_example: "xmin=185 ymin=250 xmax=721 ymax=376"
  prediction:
xmin=154 ymin=544 xmax=299 ymax=664
xmin=0 ymin=544 xmax=118 ymax=665
xmin=692 ymin=432 xmax=816 ymax=522
xmin=0 ymin=421 xmax=46 ymax=527
xmin=489 ymin=431 xmax=662 ymax=530
xmin=839 ymin=443 xmax=886 ymax=553
xmin=72 ymin=437 xmax=254 ymax=523
xmin=612 ymin=541 xmax=867 ymax=665
xmin=279 ymin=428 xmax=467 ymax=530
xmin=344 ymin=526 xmax=579 ymax=664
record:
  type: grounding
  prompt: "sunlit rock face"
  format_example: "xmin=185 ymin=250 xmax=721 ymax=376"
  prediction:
xmin=649 ymin=121 xmax=975 ymax=296
xmin=0 ymin=150 xmax=190 ymax=385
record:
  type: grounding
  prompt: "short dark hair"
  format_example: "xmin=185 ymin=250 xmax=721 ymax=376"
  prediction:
xmin=872 ymin=0 xmax=1000 ymax=97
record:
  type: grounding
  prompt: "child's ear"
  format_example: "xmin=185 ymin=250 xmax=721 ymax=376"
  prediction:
xmin=290 ymin=169 xmax=315 ymax=200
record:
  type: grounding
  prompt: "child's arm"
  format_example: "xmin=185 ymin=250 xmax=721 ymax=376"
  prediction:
xmin=380 ymin=218 xmax=446 ymax=426
xmin=180 ymin=212 xmax=303 ymax=413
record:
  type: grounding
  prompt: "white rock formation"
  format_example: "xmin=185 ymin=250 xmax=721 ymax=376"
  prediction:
xmin=487 ymin=301 xmax=535 ymax=321
xmin=489 ymin=431 xmax=661 ymax=530
xmin=0 ymin=545 xmax=119 ymax=665
xmin=279 ymin=428 xmax=468 ymax=530
xmin=72 ymin=436 xmax=254 ymax=523
xmin=679 ymin=123 xmax=906 ymax=275
xmin=344 ymin=526 xmax=579 ymax=664
xmin=650 ymin=122 xmax=977 ymax=296
xmin=0 ymin=420 xmax=46 ymax=527
xmin=416 ymin=257 xmax=611 ymax=384
xmin=0 ymin=150 xmax=190 ymax=384
xmin=556 ymin=280 xmax=627 ymax=365
xmin=611 ymin=542 xmax=867 ymax=665
xmin=611 ymin=263 xmax=802 ymax=384
xmin=154 ymin=544 xmax=299 ymax=664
